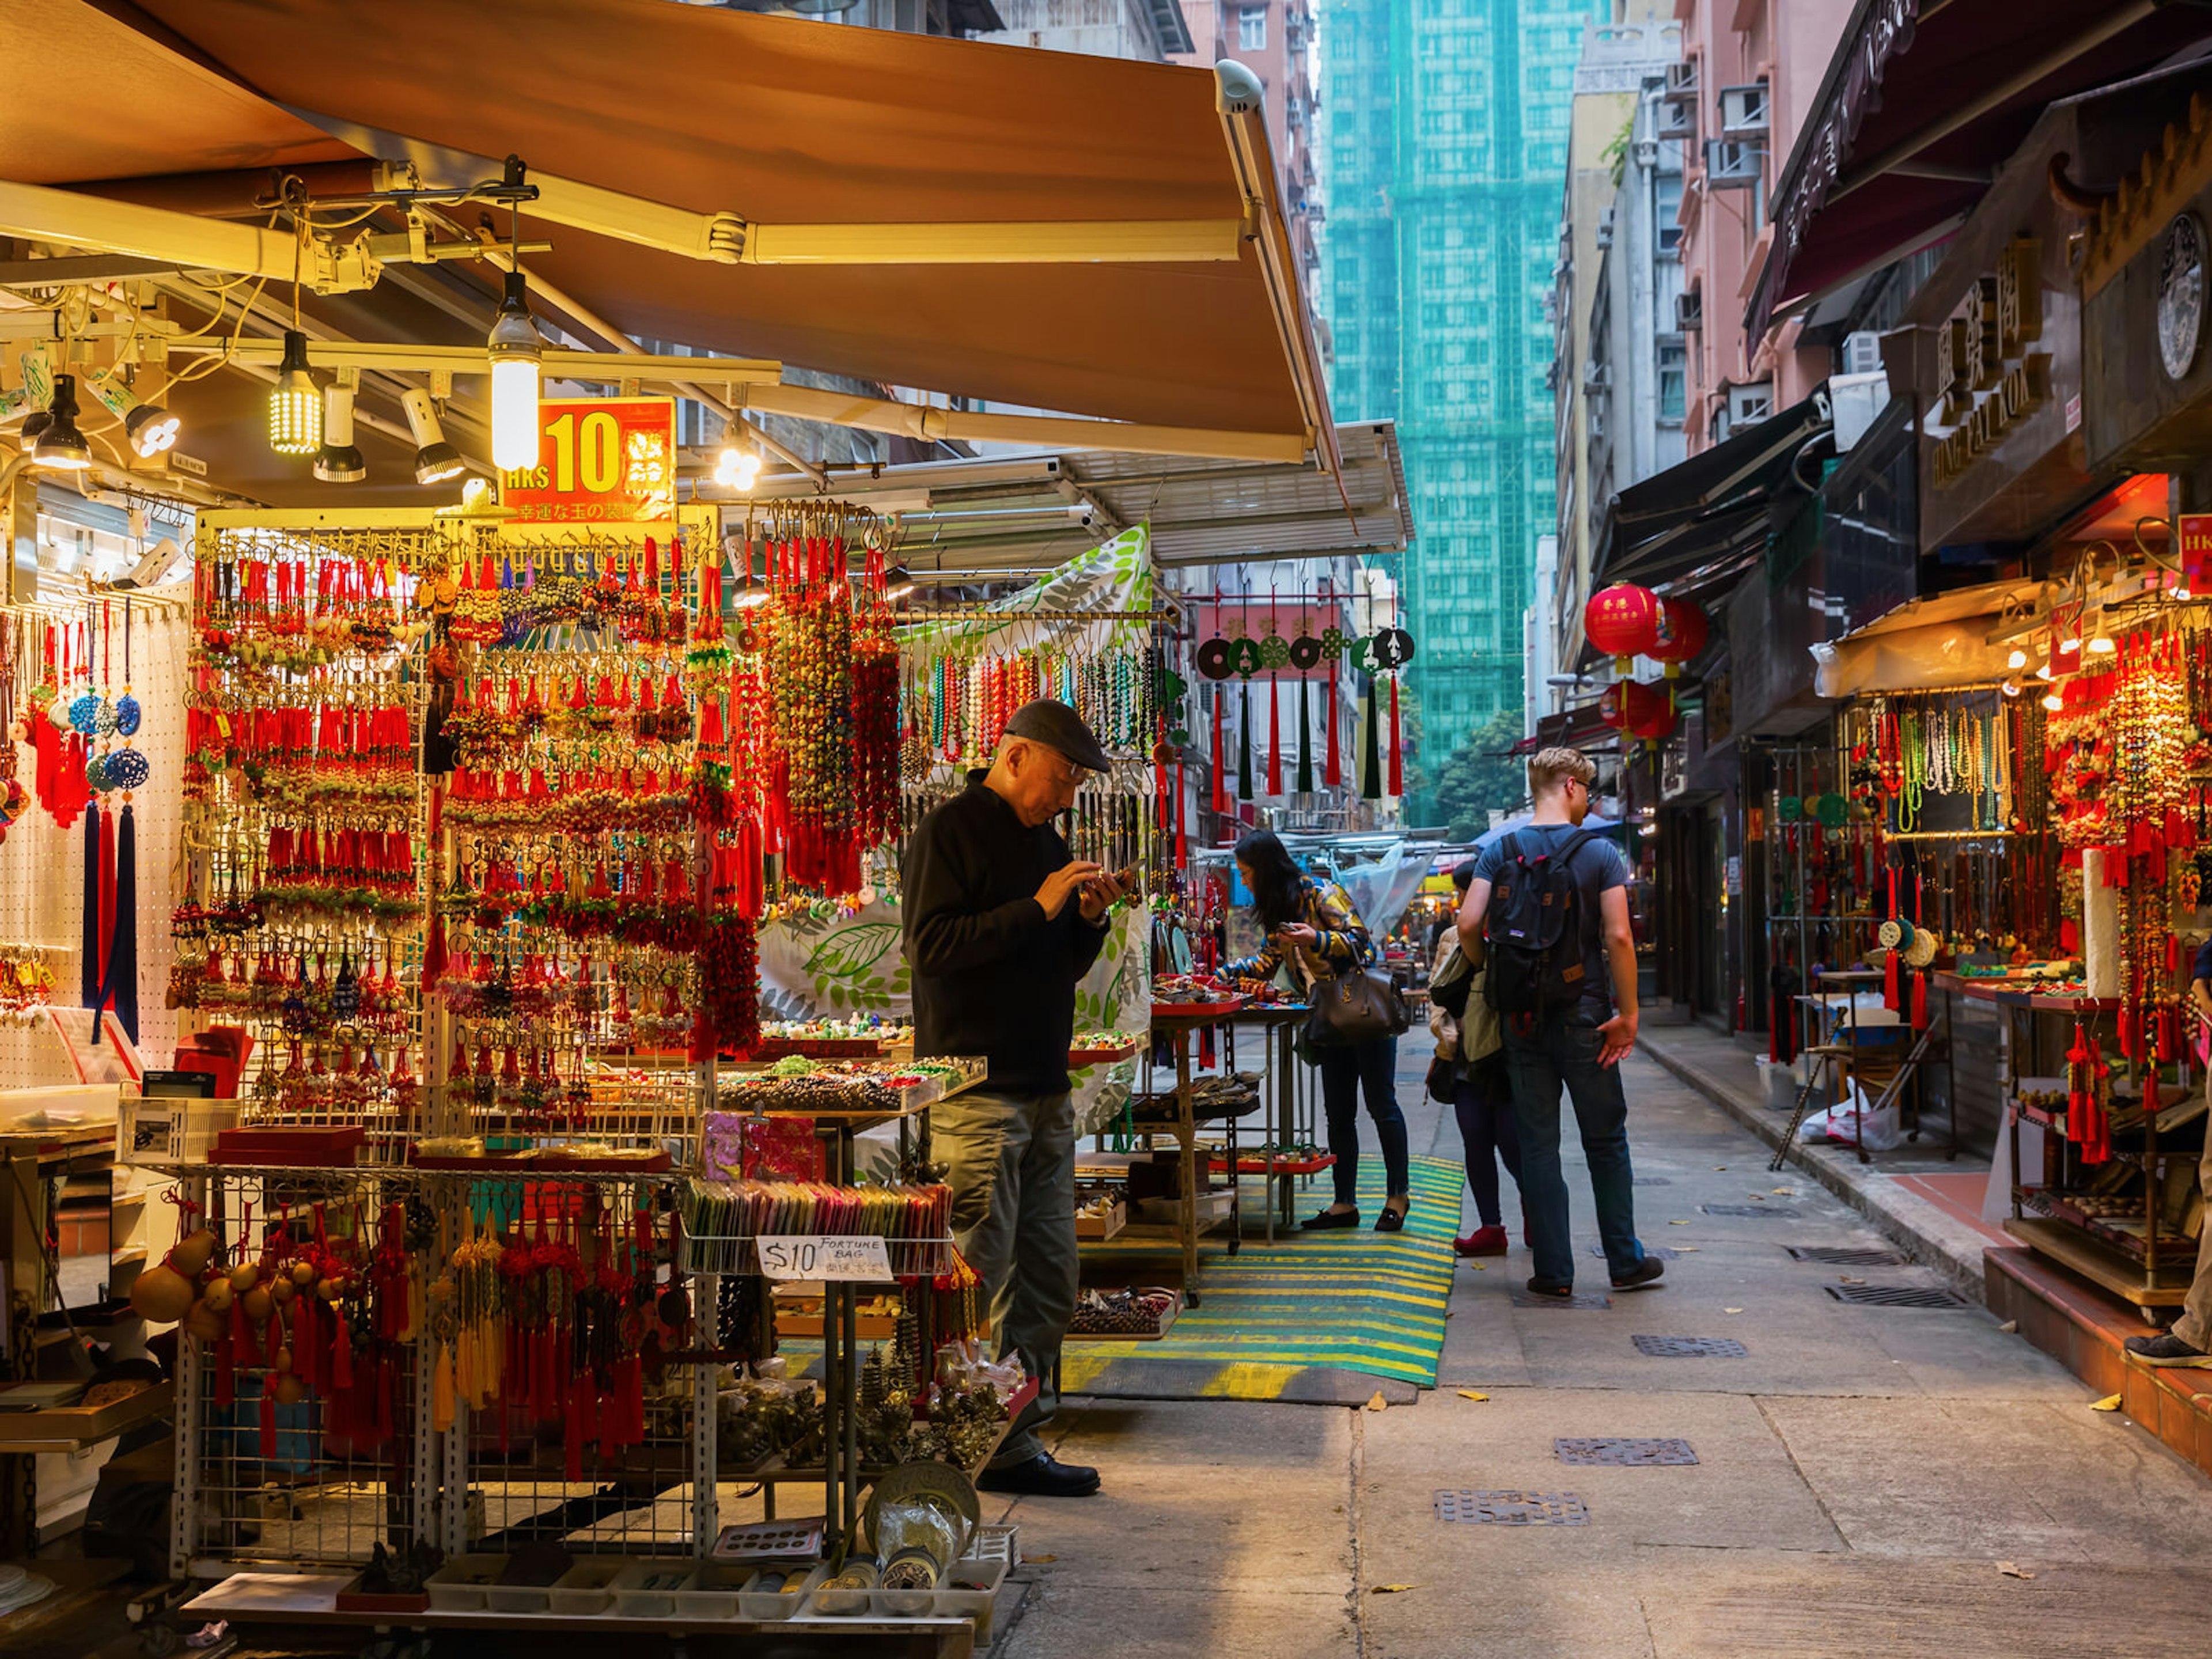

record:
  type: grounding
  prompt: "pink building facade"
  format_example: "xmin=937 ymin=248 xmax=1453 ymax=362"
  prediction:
xmin=1669 ymin=0 xmax=1851 ymax=450
xmin=1175 ymin=1 xmax=1319 ymax=298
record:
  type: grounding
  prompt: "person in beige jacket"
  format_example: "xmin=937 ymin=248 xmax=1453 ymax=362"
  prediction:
xmin=1430 ymin=862 xmax=1523 ymax=1256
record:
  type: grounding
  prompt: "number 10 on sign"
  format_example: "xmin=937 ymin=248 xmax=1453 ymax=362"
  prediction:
xmin=499 ymin=396 xmax=675 ymax=522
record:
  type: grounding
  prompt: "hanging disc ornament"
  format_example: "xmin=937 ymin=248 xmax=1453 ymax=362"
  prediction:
xmin=1817 ymin=793 xmax=1848 ymax=828
xmin=1320 ymin=626 xmax=1348 ymax=656
xmin=1196 ymin=639 xmax=1236 ymax=680
xmin=1370 ymin=627 xmax=1415 ymax=670
xmin=1259 ymin=632 xmax=1291 ymax=669
xmin=1347 ymin=637 xmax=1380 ymax=674
xmin=104 ymin=748 xmax=148 ymax=791
xmin=114 ymin=690 xmax=140 ymax=738
xmin=1229 ymin=637 xmax=1262 ymax=677
xmin=93 ymin=694 xmax=118 ymax=737
xmin=1778 ymin=794 xmax=1802 ymax=823
xmin=84 ymin=752 xmax=111 ymax=793
xmin=67 ymin=690 xmax=100 ymax=736
xmin=1289 ymin=635 xmax=1323 ymax=670
xmin=1906 ymin=928 xmax=1938 ymax=968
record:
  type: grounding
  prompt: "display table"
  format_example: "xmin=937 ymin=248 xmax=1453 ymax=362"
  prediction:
xmin=1117 ymin=1003 xmax=1245 ymax=1304
xmin=1226 ymin=1003 xmax=1317 ymax=1242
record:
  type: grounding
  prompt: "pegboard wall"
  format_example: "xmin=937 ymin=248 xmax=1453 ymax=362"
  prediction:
xmin=0 ymin=596 xmax=189 ymax=1088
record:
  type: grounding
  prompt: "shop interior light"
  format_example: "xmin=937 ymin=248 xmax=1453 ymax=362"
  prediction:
xmin=2041 ymin=692 xmax=2065 ymax=713
xmin=881 ymin=563 xmax=916 ymax=603
xmin=485 ymin=270 xmax=543 ymax=472
xmin=2035 ymin=658 xmax=2054 ymax=681
xmin=313 ymin=383 xmax=366 ymax=483
xmin=714 ymin=426 xmax=763 ymax=493
xmin=2087 ymin=620 xmax=2116 ymax=654
xmin=399 ymin=388 xmax=466 ymax=485
xmin=2001 ymin=678 xmax=2022 ymax=698
xmin=267 ymin=330 xmax=321 ymax=456
xmin=84 ymin=369 xmax=179 ymax=459
xmin=2006 ymin=646 xmax=2028 ymax=671
xmin=31 ymin=374 xmax=92 ymax=471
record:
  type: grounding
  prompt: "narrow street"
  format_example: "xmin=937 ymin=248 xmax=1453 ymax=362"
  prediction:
xmin=994 ymin=1053 xmax=2212 ymax=1659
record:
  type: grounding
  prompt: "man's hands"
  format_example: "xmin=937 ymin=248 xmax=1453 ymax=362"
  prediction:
xmin=1078 ymin=868 xmax=1134 ymax=923
xmin=1036 ymin=860 xmax=1102 ymax=921
xmin=1596 ymin=1009 xmax=1638 ymax=1068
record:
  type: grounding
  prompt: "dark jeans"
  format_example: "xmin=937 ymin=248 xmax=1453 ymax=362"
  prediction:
xmin=1503 ymin=1014 xmax=1643 ymax=1286
xmin=1453 ymin=1061 xmax=1523 ymax=1228
xmin=1315 ymin=1035 xmax=1409 ymax=1209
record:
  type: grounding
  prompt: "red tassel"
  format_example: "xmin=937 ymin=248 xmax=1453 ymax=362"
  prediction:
xmin=1911 ymin=971 xmax=1929 ymax=1030
xmin=330 ymin=1304 xmax=353 ymax=1391
xmin=1176 ymin=759 xmax=1188 ymax=870
xmin=1388 ymin=679 xmax=1404 ymax=797
xmin=1267 ymin=680 xmax=1282 ymax=796
xmin=1885 ymin=947 xmax=1900 ymax=1010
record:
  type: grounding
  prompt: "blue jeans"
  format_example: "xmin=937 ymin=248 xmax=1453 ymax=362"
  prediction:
xmin=1453 ymin=1062 xmax=1522 ymax=1228
xmin=1315 ymin=1035 xmax=1409 ymax=1208
xmin=1503 ymin=1014 xmax=1644 ymax=1286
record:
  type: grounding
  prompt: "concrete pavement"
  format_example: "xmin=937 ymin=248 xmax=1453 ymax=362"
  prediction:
xmin=991 ymin=1051 xmax=2212 ymax=1658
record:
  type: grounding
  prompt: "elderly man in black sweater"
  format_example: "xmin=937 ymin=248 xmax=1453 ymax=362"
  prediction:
xmin=902 ymin=699 xmax=1131 ymax=1497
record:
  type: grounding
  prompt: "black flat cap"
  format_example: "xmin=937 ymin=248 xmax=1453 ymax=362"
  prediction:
xmin=1003 ymin=698 xmax=1113 ymax=774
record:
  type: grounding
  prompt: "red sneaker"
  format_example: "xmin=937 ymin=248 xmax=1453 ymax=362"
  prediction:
xmin=1455 ymin=1225 xmax=1508 ymax=1257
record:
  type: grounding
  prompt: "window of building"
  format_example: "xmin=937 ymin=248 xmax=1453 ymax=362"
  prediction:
xmin=1658 ymin=339 xmax=1686 ymax=423
xmin=1239 ymin=5 xmax=1267 ymax=50
xmin=1655 ymin=175 xmax=1682 ymax=253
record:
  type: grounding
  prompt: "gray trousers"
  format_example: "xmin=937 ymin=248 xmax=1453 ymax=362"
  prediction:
xmin=934 ymin=1088 xmax=1078 ymax=1468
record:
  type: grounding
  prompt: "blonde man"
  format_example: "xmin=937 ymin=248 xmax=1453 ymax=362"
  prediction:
xmin=1455 ymin=747 xmax=1659 ymax=1298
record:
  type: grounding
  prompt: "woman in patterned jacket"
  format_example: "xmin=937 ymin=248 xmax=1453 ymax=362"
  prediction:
xmin=1223 ymin=829 xmax=1412 ymax=1232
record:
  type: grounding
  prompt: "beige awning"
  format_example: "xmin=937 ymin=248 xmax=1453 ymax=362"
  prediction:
xmin=1808 ymin=578 xmax=2045 ymax=697
xmin=2 ymin=0 xmax=1334 ymax=502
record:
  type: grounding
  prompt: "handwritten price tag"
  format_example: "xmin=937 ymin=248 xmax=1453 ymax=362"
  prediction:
xmin=755 ymin=1235 xmax=894 ymax=1282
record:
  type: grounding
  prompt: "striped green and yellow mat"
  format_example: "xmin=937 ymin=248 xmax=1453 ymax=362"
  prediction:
xmin=1065 ymin=1154 xmax=1462 ymax=1402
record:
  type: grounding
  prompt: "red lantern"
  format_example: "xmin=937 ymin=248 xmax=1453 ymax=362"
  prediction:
xmin=1585 ymin=583 xmax=1662 ymax=671
xmin=1600 ymin=679 xmax=1677 ymax=740
xmin=1648 ymin=598 xmax=1709 ymax=679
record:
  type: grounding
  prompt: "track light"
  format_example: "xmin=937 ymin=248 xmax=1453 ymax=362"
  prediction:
xmin=2001 ymin=678 xmax=2022 ymax=698
xmin=882 ymin=563 xmax=916 ymax=603
xmin=268 ymin=331 xmax=321 ymax=456
xmin=486 ymin=270 xmax=543 ymax=471
xmin=84 ymin=369 xmax=179 ymax=459
xmin=2041 ymin=690 xmax=2064 ymax=713
xmin=2005 ymin=646 xmax=2028 ymax=671
xmin=32 ymin=375 xmax=92 ymax=471
xmin=401 ymin=389 xmax=465 ymax=485
xmin=2035 ymin=658 xmax=2054 ymax=681
xmin=313 ymin=384 xmax=366 ymax=483
xmin=714 ymin=425 xmax=763 ymax=493
xmin=2087 ymin=620 xmax=2115 ymax=655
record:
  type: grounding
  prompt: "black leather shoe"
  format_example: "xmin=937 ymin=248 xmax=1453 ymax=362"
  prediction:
xmin=1525 ymin=1277 xmax=1574 ymax=1298
xmin=1301 ymin=1207 xmax=1361 ymax=1230
xmin=976 ymin=1453 xmax=1101 ymax=1497
xmin=1611 ymin=1257 xmax=1665 ymax=1291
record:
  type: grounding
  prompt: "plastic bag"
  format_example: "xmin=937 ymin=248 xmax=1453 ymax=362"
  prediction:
xmin=1798 ymin=1081 xmax=1906 ymax=1152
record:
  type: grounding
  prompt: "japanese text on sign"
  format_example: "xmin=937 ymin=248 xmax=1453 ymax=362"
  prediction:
xmin=754 ymin=1235 xmax=895 ymax=1282
xmin=499 ymin=396 xmax=676 ymax=522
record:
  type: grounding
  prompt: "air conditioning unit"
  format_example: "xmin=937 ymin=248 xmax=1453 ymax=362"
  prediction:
xmin=1665 ymin=59 xmax=1698 ymax=96
xmin=1706 ymin=139 xmax=1762 ymax=190
xmin=1675 ymin=290 xmax=1703 ymax=331
xmin=1726 ymin=381 xmax=1774 ymax=426
xmin=1582 ymin=361 xmax=1611 ymax=390
xmin=1719 ymin=81 xmax=1770 ymax=139
xmin=1594 ymin=207 xmax=1616 ymax=249
xmin=1655 ymin=94 xmax=1696 ymax=142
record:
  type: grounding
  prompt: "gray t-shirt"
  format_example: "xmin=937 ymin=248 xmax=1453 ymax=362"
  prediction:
xmin=1472 ymin=824 xmax=1630 ymax=1017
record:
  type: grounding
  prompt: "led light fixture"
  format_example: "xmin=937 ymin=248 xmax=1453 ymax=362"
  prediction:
xmin=881 ymin=563 xmax=916 ymax=603
xmin=2001 ymin=679 xmax=2022 ymax=698
xmin=268 ymin=331 xmax=321 ymax=456
xmin=84 ymin=369 xmax=179 ymax=459
xmin=400 ymin=388 xmax=465 ymax=484
xmin=313 ymin=384 xmax=366 ymax=483
xmin=714 ymin=423 xmax=763 ymax=493
xmin=32 ymin=375 xmax=92 ymax=471
xmin=485 ymin=270 xmax=543 ymax=471
xmin=2005 ymin=647 xmax=2028 ymax=671
xmin=2087 ymin=620 xmax=2116 ymax=655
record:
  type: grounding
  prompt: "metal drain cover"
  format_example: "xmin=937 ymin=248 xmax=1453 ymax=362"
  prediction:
xmin=1824 ymin=1283 xmax=1972 ymax=1309
xmin=1509 ymin=1290 xmax=1614 ymax=1309
xmin=1633 ymin=1176 xmax=1671 ymax=1187
xmin=1787 ymin=1246 xmax=1906 ymax=1266
xmin=1592 ymin=1245 xmax=1681 ymax=1259
xmin=1554 ymin=1437 xmax=1698 ymax=1466
xmin=1633 ymin=1335 xmax=1747 ymax=1358
xmin=1434 ymin=1490 xmax=1590 ymax=1526
xmin=1702 ymin=1204 xmax=1801 ymax=1218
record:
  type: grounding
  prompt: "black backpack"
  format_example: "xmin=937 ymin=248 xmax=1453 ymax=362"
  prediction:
xmin=1484 ymin=830 xmax=1598 ymax=1017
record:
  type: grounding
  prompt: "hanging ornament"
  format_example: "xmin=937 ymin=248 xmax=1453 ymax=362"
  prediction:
xmin=1210 ymin=689 xmax=1227 ymax=815
xmin=1296 ymin=677 xmax=1314 ymax=794
xmin=1387 ymin=677 xmax=1404 ymax=797
xmin=1237 ymin=681 xmax=1253 ymax=802
xmin=1369 ymin=627 xmax=1415 ymax=671
xmin=1325 ymin=676 xmax=1341 ymax=789
xmin=1267 ymin=677 xmax=1283 ymax=795
xmin=1361 ymin=683 xmax=1382 ymax=800
xmin=1647 ymin=597 xmax=1710 ymax=679
xmin=1584 ymin=582 xmax=1664 ymax=671
xmin=1600 ymin=679 xmax=1677 ymax=740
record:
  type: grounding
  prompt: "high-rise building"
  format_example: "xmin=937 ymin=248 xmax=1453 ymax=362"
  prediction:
xmin=1317 ymin=0 xmax=1590 ymax=819
xmin=975 ymin=0 xmax=1193 ymax=59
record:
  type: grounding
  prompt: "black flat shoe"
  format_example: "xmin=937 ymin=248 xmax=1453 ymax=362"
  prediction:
xmin=1375 ymin=1201 xmax=1410 ymax=1233
xmin=976 ymin=1453 xmax=1101 ymax=1497
xmin=1301 ymin=1207 xmax=1361 ymax=1230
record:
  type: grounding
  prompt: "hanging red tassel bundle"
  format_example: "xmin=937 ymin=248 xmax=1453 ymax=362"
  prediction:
xmin=1325 ymin=679 xmax=1340 ymax=787
xmin=1910 ymin=971 xmax=1928 ymax=1031
xmin=1211 ymin=691 xmax=1227 ymax=815
xmin=1885 ymin=946 xmax=1900 ymax=1010
xmin=1267 ymin=679 xmax=1283 ymax=795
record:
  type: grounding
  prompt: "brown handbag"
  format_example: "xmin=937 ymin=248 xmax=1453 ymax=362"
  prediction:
xmin=1303 ymin=961 xmax=1413 ymax=1047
